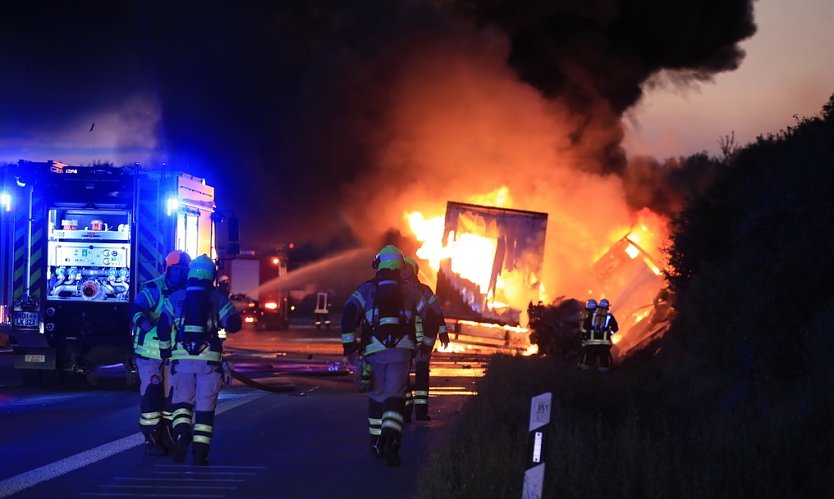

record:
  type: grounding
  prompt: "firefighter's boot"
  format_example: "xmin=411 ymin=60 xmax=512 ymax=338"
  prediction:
xmin=369 ymin=399 xmax=384 ymax=458
xmin=381 ymin=397 xmax=405 ymax=467
xmin=413 ymin=360 xmax=430 ymax=420
xmin=193 ymin=444 xmax=210 ymax=466
xmin=415 ymin=407 xmax=431 ymax=421
xmin=157 ymin=424 xmax=175 ymax=455
xmin=172 ymin=431 xmax=191 ymax=464
xmin=143 ymin=431 xmax=166 ymax=457
xmin=383 ymin=434 xmax=401 ymax=467
xmin=159 ymin=389 xmax=176 ymax=454
xmin=370 ymin=435 xmax=386 ymax=459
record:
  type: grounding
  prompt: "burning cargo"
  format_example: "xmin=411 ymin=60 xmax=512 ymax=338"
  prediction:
xmin=434 ymin=201 xmax=547 ymax=327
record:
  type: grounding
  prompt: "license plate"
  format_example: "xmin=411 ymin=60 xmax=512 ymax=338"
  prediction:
xmin=25 ymin=354 xmax=46 ymax=363
xmin=13 ymin=311 xmax=39 ymax=328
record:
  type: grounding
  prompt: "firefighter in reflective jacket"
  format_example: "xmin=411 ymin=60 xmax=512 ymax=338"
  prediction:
xmin=157 ymin=254 xmax=242 ymax=466
xmin=402 ymin=256 xmax=449 ymax=421
xmin=131 ymin=250 xmax=191 ymax=456
xmin=578 ymin=298 xmax=619 ymax=372
xmin=341 ymin=245 xmax=440 ymax=467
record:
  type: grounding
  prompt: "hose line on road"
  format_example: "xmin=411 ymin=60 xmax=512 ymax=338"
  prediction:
xmin=229 ymin=368 xmax=296 ymax=392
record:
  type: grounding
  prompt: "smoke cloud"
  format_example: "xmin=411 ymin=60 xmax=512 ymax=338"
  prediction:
xmin=1 ymin=0 xmax=756 ymax=294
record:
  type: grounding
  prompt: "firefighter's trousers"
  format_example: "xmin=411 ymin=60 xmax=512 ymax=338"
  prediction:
xmin=579 ymin=344 xmax=613 ymax=372
xmin=412 ymin=348 xmax=431 ymax=417
xmin=136 ymin=357 xmax=172 ymax=439
xmin=170 ymin=359 xmax=223 ymax=461
xmin=367 ymin=348 xmax=410 ymax=449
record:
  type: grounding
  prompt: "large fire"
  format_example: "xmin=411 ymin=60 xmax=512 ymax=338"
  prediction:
xmin=405 ymin=186 xmax=671 ymax=356
xmin=406 ymin=186 xmax=517 ymax=292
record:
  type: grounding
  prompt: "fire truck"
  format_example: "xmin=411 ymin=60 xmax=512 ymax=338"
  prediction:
xmin=0 ymin=160 xmax=233 ymax=384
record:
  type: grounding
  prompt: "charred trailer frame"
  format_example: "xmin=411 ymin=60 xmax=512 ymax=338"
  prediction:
xmin=436 ymin=201 xmax=548 ymax=327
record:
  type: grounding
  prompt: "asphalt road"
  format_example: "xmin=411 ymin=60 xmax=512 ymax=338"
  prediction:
xmin=0 ymin=321 xmax=483 ymax=499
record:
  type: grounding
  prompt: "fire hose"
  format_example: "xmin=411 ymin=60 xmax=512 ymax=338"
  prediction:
xmin=228 ymin=367 xmax=296 ymax=393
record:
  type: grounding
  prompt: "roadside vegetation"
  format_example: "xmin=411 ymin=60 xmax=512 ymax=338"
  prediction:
xmin=418 ymin=95 xmax=834 ymax=498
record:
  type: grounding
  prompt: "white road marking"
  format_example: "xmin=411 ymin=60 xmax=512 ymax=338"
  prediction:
xmin=0 ymin=391 xmax=267 ymax=498
xmin=81 ymin=493 xmax=227 ymax=497
xmin=98 ymin=484 xmax=237 ymax=489
xmin=114 ymin=477 xmax=246 ymax=482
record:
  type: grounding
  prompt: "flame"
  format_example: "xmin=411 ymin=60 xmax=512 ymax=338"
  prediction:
xmin=405 ymin=186 xmax=673 ymax=358
xmin=449 ymin=232 xmax=497 ymax=293
xmin=406 ymin=187 xmax=528 ymax=317
xmin=405 ymin=185 xmax=514 ymax=293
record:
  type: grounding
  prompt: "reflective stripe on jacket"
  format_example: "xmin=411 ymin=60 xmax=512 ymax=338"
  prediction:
xmin=160 ymin=287 xmax=241 ymax=364
xmin=584 ymin=310 xmax=618 ymax=346
xmin=341 ymin=271 xmax=437 ymax=357
xmin=132 ymin=276 xmax=173 ymax=360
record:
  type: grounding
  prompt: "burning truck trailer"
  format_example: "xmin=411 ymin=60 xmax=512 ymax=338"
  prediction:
xmin=433 ymin=201 xmax=547 ymax=354
xmin=589 ymin=235 xmax=672 ymax=359
xmin=527 ymin=234 xmax=673 ymax=362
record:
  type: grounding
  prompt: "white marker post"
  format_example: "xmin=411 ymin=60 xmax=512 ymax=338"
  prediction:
xmin=522 ymin=391 xmax=552 ymax=499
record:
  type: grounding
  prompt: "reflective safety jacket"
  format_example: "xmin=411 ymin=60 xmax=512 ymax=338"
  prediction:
xmin=407 ymin=278 xmax=448 ymax=350
xmin=583 ymin=309 xmax=619 ymax=346
xmin=341 ymin=270 xmax=440 ymax=357
xmin=131 ymin=275 xmax=174 ymax=360
xmin=157 ymin=283 xmax=242 ymax=364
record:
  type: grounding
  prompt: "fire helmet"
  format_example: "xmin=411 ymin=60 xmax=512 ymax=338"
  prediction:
xmin=188 ymin=254 xmax=217 ymax=281
xmin=372 ymin=245 xmax=404 ymax=271
xmin=165 ymin=250 xmax=192 ymax=270
xmin=599 ymin=298 xmax=610 ymax=309
xmin=585 ymin=298 xmax=597 ymax=310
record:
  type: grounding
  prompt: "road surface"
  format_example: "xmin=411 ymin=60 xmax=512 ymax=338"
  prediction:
xmin=0 ymin=321 xmax=484 ymax=499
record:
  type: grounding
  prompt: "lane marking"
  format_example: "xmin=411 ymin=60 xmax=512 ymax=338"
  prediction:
xmin=0 ymin=391 xmax=267 ymax=498
xmin=99 ymin=485 xmax=238 ymax=489
xmin=81 ymin=493 xmax=226 ymax=497
xmin=153 ymin=465 xmax=267 ymax=469
xmin=114 ymin=478 xmax=246 ymax=482
xmin=148 ymin=471 xmax=257 ymax=476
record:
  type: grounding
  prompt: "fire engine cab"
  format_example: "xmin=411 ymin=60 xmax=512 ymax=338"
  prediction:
xmin=0 ymin=160 xmax=231 ymax=384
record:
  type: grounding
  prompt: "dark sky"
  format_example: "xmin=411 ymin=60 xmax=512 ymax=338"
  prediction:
xmin=0 ymin=0 xmax=755 ymax=251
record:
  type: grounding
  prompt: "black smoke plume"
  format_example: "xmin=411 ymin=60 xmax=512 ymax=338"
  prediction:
xmin=0 ymin=0 xmax=755 ymax=246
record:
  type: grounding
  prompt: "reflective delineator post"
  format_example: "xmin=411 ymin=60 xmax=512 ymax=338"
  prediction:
xmin=522 ymin=391 xmax=552 ymax=499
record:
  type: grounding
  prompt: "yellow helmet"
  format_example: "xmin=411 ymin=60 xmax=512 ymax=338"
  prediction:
xmin=372 ymin=245 xmax=404 ymax=271
xmin=188 ymin=254 xmax=217 ymax=280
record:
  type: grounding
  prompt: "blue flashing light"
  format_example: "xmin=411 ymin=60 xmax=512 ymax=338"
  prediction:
xmin=166 ymin=196 xmax=180 ymax=216
xmin=0 ymin=192 xmax=11 ymax=212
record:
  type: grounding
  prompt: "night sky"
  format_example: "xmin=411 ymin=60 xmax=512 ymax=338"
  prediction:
xmin=1 ymin=0 xmax=757 ymax=251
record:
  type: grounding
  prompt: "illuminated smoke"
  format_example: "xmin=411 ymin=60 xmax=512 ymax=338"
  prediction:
xmin=335 ymin=0 xmax=755 ymax=300
xmin=1 ymin=0 xmax=756 ymax=272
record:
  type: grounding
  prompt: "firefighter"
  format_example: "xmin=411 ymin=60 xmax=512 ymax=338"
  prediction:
xmin=402 ymin=256 xmax=449 ymax=422
xmin=131 ymin=250 xmax=191 ymax=456
xmin=578 ymin=298 xmax=618 ymax=372
xmin=341 ymin=245 xmax=440 ymax=467
xmin=157 ymin=254 xmax=242 ymax=466
xmin=577 ymin=298 xmax=597 ymax=370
